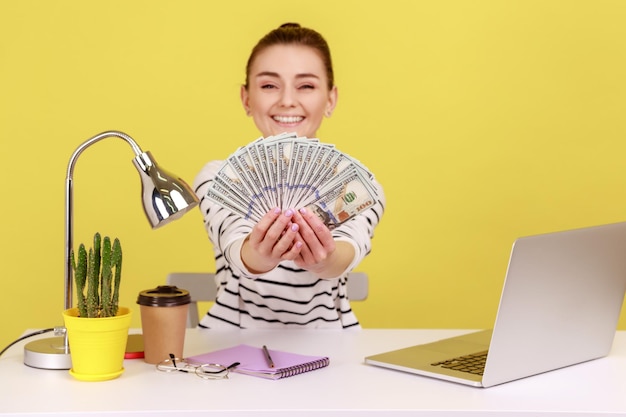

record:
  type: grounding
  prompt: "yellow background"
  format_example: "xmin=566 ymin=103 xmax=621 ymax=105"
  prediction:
xmin=1 ymin=0 xmax=625 ymax=350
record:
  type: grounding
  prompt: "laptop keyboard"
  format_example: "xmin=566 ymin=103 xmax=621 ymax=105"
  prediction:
xmin=430 ymin=350 xmax=488 ymax=376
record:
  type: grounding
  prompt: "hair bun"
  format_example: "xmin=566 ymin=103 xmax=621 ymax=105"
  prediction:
xmin=279 ymin=22 xmax=301 ymax=29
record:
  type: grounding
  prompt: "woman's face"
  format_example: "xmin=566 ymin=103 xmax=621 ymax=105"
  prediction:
xmin=241 ymin=44 xmax=337 ymax=139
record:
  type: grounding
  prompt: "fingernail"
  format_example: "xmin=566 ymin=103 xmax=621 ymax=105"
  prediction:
xmin=273 ymin=207 xmax=281 ymax=214
xmin=296 ymin=241 xmax=303 ymax=248
xmin=291 ymin=224 xmax=299 ymax=232
xmin=285 ymin=209 xmax=294 ymax=217
xmin=299 ymin=208 xmax=307 ymax=214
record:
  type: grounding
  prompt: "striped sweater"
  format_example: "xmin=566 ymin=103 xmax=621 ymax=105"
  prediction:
xmin=192 ymin=160 xmax=385 ymax=329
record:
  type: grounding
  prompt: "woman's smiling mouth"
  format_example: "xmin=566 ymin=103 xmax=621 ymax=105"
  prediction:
xmin=273 ymin=115 xmax=304 ymax=124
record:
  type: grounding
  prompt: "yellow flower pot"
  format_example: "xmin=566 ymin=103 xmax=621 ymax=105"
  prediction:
xmin=63 ymin=307 xmax=132 ymax=381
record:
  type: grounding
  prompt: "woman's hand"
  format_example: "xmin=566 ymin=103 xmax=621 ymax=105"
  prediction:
xmin=292 ymin=207 xmax=354 ymax=278
xmin=241 ymin=207 xmax=303 ymax=274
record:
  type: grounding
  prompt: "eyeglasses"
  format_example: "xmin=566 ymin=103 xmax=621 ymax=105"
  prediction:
xmin=156 ymin=353 xmax=240 ymax=380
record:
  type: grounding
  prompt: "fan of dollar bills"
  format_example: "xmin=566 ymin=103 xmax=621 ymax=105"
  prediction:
xmin=206 ymin=132 xmax=381 ymax=229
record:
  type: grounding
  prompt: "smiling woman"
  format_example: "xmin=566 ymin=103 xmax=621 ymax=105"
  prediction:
xmin=241 ymin=23 xmax=337 ymax=139
xmin=192 ymin=22 xmax=386 ymax=329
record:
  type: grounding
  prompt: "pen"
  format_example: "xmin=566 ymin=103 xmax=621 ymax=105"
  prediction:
xmin=262 ymin=345 xmax=275 ymax=368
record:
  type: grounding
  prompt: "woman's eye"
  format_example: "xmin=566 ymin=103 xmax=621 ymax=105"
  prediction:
xmin=299 ymin=84 xmax=315 ymax=90
xmin=261 ymin=84 xmax=277 ymax=89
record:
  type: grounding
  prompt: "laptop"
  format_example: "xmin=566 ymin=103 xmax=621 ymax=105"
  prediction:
xmin=365 ymin=221 xmax=626 ymax=387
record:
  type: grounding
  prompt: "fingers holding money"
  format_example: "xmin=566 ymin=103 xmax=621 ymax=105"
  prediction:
xmin=243 ymin=208 xmax=304 ymax=273
xmin=254 ymin=208 xmax=302 ymax=257
xmin=292 ymin=207 xmax=335 ymax=265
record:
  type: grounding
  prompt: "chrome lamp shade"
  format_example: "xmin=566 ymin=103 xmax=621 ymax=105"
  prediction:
xmin=23 ymin=131 xmax=199 ymax=370
xmin=133 ymin=150 xmax=199 ymax=228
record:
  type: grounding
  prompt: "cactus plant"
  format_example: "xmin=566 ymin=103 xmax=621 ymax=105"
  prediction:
xmin=70 ymin=232 xmax=123 ymax=318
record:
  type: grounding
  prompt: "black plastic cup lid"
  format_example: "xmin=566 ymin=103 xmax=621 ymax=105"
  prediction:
xmin=137 ymin=285 xmax=191 ymax=307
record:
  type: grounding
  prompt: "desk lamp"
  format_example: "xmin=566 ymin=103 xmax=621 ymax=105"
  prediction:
xmin=23 ymin=130 xmax=199 ymax=370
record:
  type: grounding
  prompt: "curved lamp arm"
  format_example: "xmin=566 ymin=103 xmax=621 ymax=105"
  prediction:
xmin=64 ymin=130 xmax=199 ymax=310
xmin=24 ymin=131 xmax=199 ymax=370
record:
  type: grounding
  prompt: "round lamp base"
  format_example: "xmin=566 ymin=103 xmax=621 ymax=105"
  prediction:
xmin=23 ymin=337 xmax=72 ymax=370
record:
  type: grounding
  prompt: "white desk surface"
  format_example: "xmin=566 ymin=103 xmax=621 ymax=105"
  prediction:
xmin=2 ymin=328 xmax=626 ymax=416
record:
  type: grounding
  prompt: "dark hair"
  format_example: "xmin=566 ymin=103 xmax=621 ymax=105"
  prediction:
xmin=244 ymin=23 xmax=334 ymax=90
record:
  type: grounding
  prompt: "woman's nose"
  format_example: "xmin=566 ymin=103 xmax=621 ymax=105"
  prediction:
xmin=278 ymin=88 xmax=296 ymax=107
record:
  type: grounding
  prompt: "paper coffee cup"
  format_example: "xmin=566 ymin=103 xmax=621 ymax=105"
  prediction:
xmin=137 ymin=285 xmax=191 ymax=364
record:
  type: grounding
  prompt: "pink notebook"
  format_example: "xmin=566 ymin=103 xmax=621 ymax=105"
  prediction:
xmin=188 ymin=344 xmax=329 ymax=380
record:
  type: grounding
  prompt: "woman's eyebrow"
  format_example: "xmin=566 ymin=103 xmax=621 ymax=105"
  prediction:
xmin=255 ymin=71 xmax=280 ymax=78
xmin=295 ymin=73 xmax=321 ymax=80
xmin=255 ymin=71 xmax=320 ymax=80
